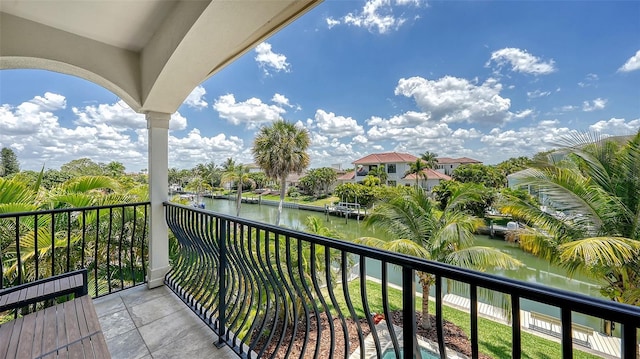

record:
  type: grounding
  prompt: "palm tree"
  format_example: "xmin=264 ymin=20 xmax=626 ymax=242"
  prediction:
xmin=221 ymin=163 xmax=254 ymax=217
xmin=499 ymin=131 xmax=640 ymax=306
xmin=420 ymin=151 xmax=439 ymax=170
xmin=368 ymin=166 xmax=388 ymax=185
xmin=252 ymin=120 xmax=310 ymax=226
xmin=1 ymin=175 xmax=147 ymax=294
xmin=405 ymin=159 xmax=428 ymax=189
xmin=356 ymin=186 xmax=522 ymax=328
xmin=221 ymin=157 xmax=236 ymax=173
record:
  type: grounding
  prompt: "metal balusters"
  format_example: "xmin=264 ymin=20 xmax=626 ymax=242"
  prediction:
xmin=0 ymin=203 xmax=149 ymax=301
xmin=470 ymin=284 xmax=479 ymax=359
xmin=435 ymin=275 xmax=445 ymax=358
xmin=160 ymin=202 xmax=640 ymax=359
xmin=381 ymin=261 xmax=400 ymax=359
xmin=511 ymin=294 xmax=521 ymax=359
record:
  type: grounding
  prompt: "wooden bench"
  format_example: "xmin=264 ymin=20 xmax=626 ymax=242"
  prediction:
xmin=0 ymin=269 xmax=111 ymax=358
xmin=529 ymin=311 xmax=593 ymax=348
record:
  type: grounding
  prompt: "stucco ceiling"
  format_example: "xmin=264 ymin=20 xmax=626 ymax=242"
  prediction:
xmin=0 ymin=0 xmax=322 ymax=113
xmin=1 ymin=0 xmax=178 ymax=51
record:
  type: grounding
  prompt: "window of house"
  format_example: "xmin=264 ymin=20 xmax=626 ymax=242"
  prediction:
xmin=387 ymin=164 xmax=396 ymax=173
xmin=388 ymin=180 xmax=396 ymax=186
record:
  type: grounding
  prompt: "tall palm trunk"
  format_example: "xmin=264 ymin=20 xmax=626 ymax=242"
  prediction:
xmin=419 ymin=271 xmax=434 ymax=329
xmin=276 ymin=177 xmax=287 ymax=226
xmin=236 ymin=183 xmax=243 ymax=217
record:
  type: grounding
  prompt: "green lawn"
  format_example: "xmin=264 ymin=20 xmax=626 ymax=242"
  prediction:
xmin=241 ymin=192 xmax=339 ymax=207
xmin=323 ymin=280 xmax=602 ymax=359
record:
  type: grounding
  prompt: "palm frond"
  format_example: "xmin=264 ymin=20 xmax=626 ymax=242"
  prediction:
xmin=558 ymin=237 xmax=640 ymax=269
xmin=62 ymin=176 xmax=120 ymax=193
xmin=0 ymin=178 xmax=36 ymax=204
xmin=446 ymin=246 xmax=523 ymax=271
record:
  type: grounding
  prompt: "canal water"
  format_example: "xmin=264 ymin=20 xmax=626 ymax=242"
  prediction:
xmin=199 ymin=197 xmax=611 ymax=332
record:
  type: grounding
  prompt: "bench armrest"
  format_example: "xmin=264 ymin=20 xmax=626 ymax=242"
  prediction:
xmin=0 ymin=268 xmax=88 ymax=312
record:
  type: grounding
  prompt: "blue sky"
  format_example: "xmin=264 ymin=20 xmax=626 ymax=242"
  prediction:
xmin=1 ymin=0 xmax=639 ymax=173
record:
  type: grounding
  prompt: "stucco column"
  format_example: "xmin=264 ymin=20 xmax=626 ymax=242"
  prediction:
xmin=146 ymin=111 xmax=170 ymax=288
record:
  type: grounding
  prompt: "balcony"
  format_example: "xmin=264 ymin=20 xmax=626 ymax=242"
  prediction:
xmin=2 ymin=203 xmax=639 ymax=359
xmin=93 ymin=284 xmax=238 ymax=359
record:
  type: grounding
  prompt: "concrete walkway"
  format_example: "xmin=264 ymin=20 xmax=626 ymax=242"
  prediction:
xmin=93 ymin=285 xmax=239 ymax=359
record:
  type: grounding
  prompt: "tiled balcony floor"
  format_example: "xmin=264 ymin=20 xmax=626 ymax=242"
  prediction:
xmin=93 ymin=285 xmax=239 ymax=359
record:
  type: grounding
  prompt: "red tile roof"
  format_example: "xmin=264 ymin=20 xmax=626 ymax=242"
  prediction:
xmin=404 ymin=169 xmax=452 ymax=180
xmin=353 ymin=152 xmax=418 ymax=164
xmin=436 ymin=157 xmax=482 ymax=164
xmin=337 ymin=171 xmax=355 ymax=180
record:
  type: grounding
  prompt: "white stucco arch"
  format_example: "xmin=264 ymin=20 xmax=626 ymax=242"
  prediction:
xmin=1 ymin=0 xmax=321 ymax=115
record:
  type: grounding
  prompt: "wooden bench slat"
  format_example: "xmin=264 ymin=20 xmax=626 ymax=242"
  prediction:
xmin=0 ymin=318 xmax=17 ymax=358
xmin=16 ymin=309 xmax=37 ymax=358
xmin=79 ymin=296 xmax=111 ymax=358
xmin=71 ymin=274 xmax=83 ymax=293
xmin=59 ymin=277 xmax=71 ymax=293
xmin=41 ymin=305 xmax=58 ymax=355
xmin=4 ymin=291 xmax=21 ymax=310
xmin=18 ymin=287 xmax=30 ymax=303
xmin=26 ymin=284 xmax=40 ymax=302
xmin=6 ymin=316 xmax=25 ymax=359
xmin=43 ymin=280 xmax=56 ymax=298
xmin=54 ymin=277 xmax=61 ymax=295
xmin=80 ymin=296 xmax=101 ymax=334
xmin=67 ymin=340 xmax=86 ymax=359
xmin=56 ymin=302 xmax=70 ymax=355
xmin=74 ymin=297 xmax=91 ymax=339
xmin=32 ymin=307 xmax=46 ymax=358
xmin=89 ymin=333 xmax=111 ymax=359
xmin=64 ymin=299 xmax=83 ymax=344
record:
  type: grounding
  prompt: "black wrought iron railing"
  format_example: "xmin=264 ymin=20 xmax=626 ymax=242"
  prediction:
xmin=164 ymin=202 xmax=640 ymax=359
xmin=0 ymin=202 xmax=150 ymax=298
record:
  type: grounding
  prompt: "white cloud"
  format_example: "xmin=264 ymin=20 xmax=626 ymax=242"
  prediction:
xmin=578 ymin=73 xmax=599 ymax=87
xmin=308 ymin=131 xmax=363 ymax=167
xmin=513 ymin=109 xmax=534 ymax=119
xmin=1 ymin=94 xmax=149 ymax=171
xmin=480 ymin=120 xmax=573 ymax=159
xmin=353 ymin=134 xmax=369 ymax=144
xmin=254 ymin=42 xmax=290 ymax=75
xmin=73 ymin=100 xmax=187 ymax=131
xmin=313 ymin=109 xmax=364 ymax=138
xmin=589 ymin=118 xmax=640 ymax=133
xmin=394 ymin=76 xmax=512 ymax=124
xmin=559 ymin=105 xmax=577 ymax=112
xmin=582 ymin=98 xmax=607 ymax=112
xmin=0 ymin=95 xmax=64 ymax=136
xmin=272 ymin=93 xmax=292 ymax=107
xmin=452 ymin=128 xmax=482 ymax=139
xmin=618 ymin=50 xmax=640 ymax=72
xmin=0 ymin=93 xmax=249 ymax=171
xmin=183 ymin=86 xmax=208 ymax=109
xmin=213 ymin=94 xmax=286 ymax=128
xmin=487 ymin=48 xmax=556 ymax=75
xmin=327 ymin=0 xmax=424 ymax=34
xmin=31 ymin=92 xmax=67 ymax=111
xmin=326 ymin=17 xmax=340 ymax=29
xmin=527 ymin=89 xmax=551 ymax=99
xmin=367 ymin=111 xmax=430 ymax=127
xmin=168 ymin=129 xmax=244 ymax=166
